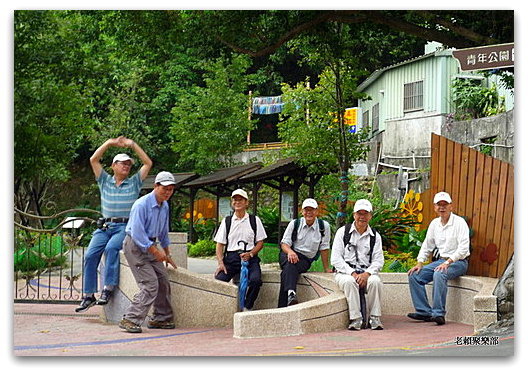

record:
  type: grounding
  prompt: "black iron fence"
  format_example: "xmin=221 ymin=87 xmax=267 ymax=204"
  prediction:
xmin=14 ymin=208 xmax=100 ymax=304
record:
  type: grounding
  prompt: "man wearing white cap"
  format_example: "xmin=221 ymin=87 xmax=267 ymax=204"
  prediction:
xmin=214 ymin=188 xmax=267 ymax=311
xmin=278 ymin=198 xmax=331 ymax=307
xmin=331 ymin=199 xmax=385 ymax=331
xmin=407 ymin=191 xmax=470 ymax=325
xmin=76 ymin=136 xmax=152 ymax=313
xmin=119 ymin=171 xmax=177 ymax=333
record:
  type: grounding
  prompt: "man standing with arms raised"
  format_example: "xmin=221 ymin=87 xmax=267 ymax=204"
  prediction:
xmin=76 ymin=136 xmax=152 ymax=312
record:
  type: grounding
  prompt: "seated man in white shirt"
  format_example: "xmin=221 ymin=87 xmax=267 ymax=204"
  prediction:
xmin=214 ymin=189 xmax=267 ymax=311
xmin=407 ymin=191 xmax=470 ymax=326
xmin=331 ymin=199 xmax=384 ymax=331
xmin=278 ymin=198 xmax=332 ymax=307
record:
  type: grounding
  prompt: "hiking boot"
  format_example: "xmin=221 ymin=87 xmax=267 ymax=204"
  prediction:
xmin=96 ymin=289 xmax=112 ymax=305
xmin=75 ymin=295 xmax=96 ymax=313
xmin=407 ymin=312 xmax=432 ymax=322
xmin=287 ymin=292 xmax=298 ymax=306
xmin=119 ymin=318 xmax=142 ymax=333
xmin=347 ymin=318 xmax=362 ymax=331
xmin=147 ymin=320 xmax=176 ymax=329
xmin=370 ymin=316 xmax=384 ymax=330
xmin=431 ymin=316 xmax=446 ymax=325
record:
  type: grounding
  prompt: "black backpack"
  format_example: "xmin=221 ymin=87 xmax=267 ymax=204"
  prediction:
xmin=342 ymin=223 xmax=378 ymax=265
xmin=290 ymin=218 xmax=326 ymax=261
xmin=224 ymin=214 xmax=257 ymax=253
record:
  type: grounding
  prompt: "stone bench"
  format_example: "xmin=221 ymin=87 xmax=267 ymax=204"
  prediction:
xmin=102 ymin=255 xmax=498 ymax=338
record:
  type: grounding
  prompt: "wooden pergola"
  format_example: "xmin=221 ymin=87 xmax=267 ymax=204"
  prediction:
xmin=143 ymin=159 xmax=324 ymax=243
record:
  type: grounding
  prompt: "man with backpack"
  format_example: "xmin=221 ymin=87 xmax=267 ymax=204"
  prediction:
xmin=331 ymin=199 xmax=385 ymax=331
xmin=213 ymin=189 xmax=267 ymax=311
xmin=278 ymin=198 xmax=331 ymax=307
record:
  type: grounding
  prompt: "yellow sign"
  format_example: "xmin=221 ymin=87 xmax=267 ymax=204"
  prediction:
xmin=344 ymin=108 xmax=358 ymax=126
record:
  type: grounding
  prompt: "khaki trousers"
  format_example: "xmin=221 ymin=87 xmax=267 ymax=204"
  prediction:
xmin=123 ymin=235 xmax=173 ymax=325
xmin=334 ymin=272 xmax=382 ymax=320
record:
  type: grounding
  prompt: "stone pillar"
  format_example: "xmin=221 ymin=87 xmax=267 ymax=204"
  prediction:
xmin=168 ymin=232 xmax=188 ymax=269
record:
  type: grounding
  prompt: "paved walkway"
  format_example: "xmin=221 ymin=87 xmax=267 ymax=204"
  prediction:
xmin=12 ymin=259 xmax=514 ymax=357
xmin=13 ymin=302 xmax=513 ymax=357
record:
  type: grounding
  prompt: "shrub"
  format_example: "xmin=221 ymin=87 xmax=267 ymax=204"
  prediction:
xmin=187 ymin=239 xmax=216 ymax=257
xmin=257 ymin=206 xmax=280 ymax=244
xmin=381 ymin=251 xmax=418 ymax=273
xmin=15 ymin=232 xmax=67 ymax=272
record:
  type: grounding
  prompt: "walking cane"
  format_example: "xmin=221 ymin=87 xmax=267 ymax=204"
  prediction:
xmin=356 ymin=269 xmax=369 ymax=329
xmin=237 ymin=240 xmax=250 ymax=311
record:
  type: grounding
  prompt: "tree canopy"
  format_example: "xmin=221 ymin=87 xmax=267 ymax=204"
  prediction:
xmin=14 ymin=10 xmax=514 ymax=215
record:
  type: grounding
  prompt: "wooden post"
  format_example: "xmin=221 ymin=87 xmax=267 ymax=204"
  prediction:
xmin=188 ymin=188 xmax=197 ymax=243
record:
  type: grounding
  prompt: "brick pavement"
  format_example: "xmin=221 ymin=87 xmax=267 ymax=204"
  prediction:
xmin=13 ymin=302 xmax=507 ymax=357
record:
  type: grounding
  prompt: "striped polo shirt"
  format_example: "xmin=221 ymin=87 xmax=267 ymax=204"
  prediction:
xmin=97 ymin=170 xmax=142 ymax=218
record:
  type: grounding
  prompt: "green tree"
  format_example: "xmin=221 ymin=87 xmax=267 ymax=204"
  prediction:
xmin=279 ymin=68 xmax=370 ymax=227
xmin=170 ymin=54 xmax=261 ymax=173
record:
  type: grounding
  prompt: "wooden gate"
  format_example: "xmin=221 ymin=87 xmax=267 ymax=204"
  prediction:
xmin=421 ymin=134 xmax=514 ymax=278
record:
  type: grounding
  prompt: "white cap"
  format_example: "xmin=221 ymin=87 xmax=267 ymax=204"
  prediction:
xmin=353 ymin=199 xmax=373 ymax=213
xmin=155 ymin=171 xmax=176 ymax=186
xmin=302 ymin=198 xmax=318 ymax=209
xmin=434 ymin=191 xmax=452 ymax=204
xmin=231 ymin=188 xmax=248 ymax=200
xmin=112 ymin=153 xmax=134 ymax=164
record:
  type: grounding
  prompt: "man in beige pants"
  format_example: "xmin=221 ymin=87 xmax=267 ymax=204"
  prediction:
xmin=331 ymin=199 xmax=385 ymax=331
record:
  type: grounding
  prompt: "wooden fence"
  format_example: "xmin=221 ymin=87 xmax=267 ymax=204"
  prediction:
xmin=421 ymin=134 xmax=514 ymax=278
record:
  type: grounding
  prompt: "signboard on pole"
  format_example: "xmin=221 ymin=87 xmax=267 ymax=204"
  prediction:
xmin=344 ymin=107 xmax=361 ymax=133
xmin=452 ymin=43 xmax=514 ymax=71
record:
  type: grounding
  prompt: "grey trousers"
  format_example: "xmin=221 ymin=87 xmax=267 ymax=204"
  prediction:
xmin=123 ymin=235 xmax=173 ymax=325
xmin=334 ymin=273 xmax=383 ymax=320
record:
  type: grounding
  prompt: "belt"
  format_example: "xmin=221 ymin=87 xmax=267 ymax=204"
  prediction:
xmin=104 ymin=217 xmax=129 ymax=223
xmin=345 ymin=261 xmax=368 ymax=269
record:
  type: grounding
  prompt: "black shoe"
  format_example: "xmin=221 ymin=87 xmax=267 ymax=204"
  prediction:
xmin=432 ymin=316 xmax=446 ymax=325
xmin=75 ymin=295 xmax=96 ymax=313
xmin=287 ymin=292 xmax=298 ymax=306
xmin=407 ymin=312 xmax=432 ymax=322
xmin=96 ymin=289 xmax=112 ymax=305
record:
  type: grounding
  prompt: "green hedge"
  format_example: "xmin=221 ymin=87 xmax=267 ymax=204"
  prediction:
xmin=15 ymin=234 xmax=67 ymax=272
xmin=188 ymin=239 xmax=216 ymax=257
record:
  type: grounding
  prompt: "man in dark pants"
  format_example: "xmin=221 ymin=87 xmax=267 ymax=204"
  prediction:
xmin=213 ymin=189 xmax=267 ymax=311
xmin=118 ymin=171 xmax=177 ymax=333
xmin=278 ymin=198 xmax=332 ymax=307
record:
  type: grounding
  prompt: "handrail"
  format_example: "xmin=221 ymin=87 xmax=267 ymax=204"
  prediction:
xmin=14 ymin=207 xmax=100 ymax=233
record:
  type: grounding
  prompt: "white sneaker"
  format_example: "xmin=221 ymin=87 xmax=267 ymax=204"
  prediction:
xmin=370 ymin=316 xmax=384 ymax=330
xmin=348 ymin=318 xmax=362 ymax=331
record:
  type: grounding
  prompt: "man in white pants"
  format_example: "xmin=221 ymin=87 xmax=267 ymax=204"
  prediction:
xmin=331 ymin=199 xmax=384 ymax=330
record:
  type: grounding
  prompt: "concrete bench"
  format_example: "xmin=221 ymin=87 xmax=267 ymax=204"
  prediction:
xmin=102 ymin=256 xmax=498 ymax=338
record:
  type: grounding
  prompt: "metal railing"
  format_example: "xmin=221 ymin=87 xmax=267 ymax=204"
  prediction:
xmin=14 ymin=208 xmax=100 ymax=304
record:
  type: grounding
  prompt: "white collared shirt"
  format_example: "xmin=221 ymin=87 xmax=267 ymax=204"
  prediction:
xmin=214 ymin=213 xmax=267 ymax=252
xmin=417 ymin=212 xmax=470 ymax=263
xmin=331 ymin=223 xmax=384 ymax=275
xmin=281 ymin=217 xmax=331 ymax=259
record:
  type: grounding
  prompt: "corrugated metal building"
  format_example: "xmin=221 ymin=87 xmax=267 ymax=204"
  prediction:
xmin=357 ymin=42 xmax=514 ymax=170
